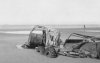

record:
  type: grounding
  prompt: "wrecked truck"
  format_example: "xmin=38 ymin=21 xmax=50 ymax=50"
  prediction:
xmin=21 ymin=25 xmax=100 ymax=59
xmin=21 ymin=25 xmax=62 ymax=58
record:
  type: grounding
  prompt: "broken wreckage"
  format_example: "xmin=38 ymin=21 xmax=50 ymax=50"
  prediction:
xmin=21 ymin=25 xmax=100 ymax=59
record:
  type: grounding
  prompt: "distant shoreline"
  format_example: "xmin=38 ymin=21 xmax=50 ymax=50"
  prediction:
xmin=1 ymin=29 xmax=100 ymax=34
xmin=1 ymin=25 xmax=100 ymax=29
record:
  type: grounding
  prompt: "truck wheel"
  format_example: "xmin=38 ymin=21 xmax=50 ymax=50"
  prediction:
xmin=45 ymin=47 xmax=58 ymax=58
xmin=96 ymin=52 xmax=100 ymax=59
xmin=36 ymin=46 xmax=45 ymax=55
xmin=21 ymin=44 xmax=28 ymax=49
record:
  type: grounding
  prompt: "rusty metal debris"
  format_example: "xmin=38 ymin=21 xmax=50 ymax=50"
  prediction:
xmin=21 ymin=25 xmax=100 ymax=59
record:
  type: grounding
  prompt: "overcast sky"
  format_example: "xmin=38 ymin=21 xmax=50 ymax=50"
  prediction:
xmin=0 ymin=0 xmax=100 ymax=25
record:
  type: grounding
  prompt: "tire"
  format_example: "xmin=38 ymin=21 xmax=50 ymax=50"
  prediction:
xmin=45 ymin=47 xmax=58 ymax=58
xmin=96 ymin=52 xmax=100 ymax=59
xmin=36 ymin=46 xmax=45 ymax=55
xmin=25 ymin=44 xmax=36 ymax=49
xmin=21 ymin=44 xmax=29 ymax=49
xmin=95 ymin=43 xmax=100 ymax=59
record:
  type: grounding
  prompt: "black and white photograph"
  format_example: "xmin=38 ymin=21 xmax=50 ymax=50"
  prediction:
xmin=0 ymin=0 xmax=100 ymax=63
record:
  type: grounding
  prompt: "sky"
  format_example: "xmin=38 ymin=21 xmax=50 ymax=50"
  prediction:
xmin=0 ymin=0 xmax=100 ymax=25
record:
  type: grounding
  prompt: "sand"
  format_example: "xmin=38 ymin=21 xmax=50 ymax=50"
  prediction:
xmin=0 ymin=27 xmax=100 ymax=63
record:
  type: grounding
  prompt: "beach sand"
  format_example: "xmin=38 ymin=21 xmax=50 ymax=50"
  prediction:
xmin=0 ymin=26 xmax=100 ymax=63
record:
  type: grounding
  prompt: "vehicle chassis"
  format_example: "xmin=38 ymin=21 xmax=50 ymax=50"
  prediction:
xmin=57 ymin=33 xmax=100 ymax=58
